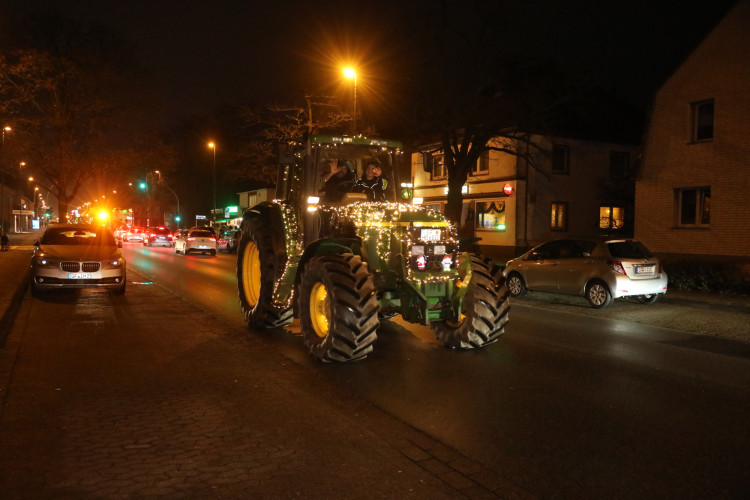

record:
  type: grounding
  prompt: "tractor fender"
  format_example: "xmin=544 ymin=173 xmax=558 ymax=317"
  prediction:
xmin=294 ymin=237 xmax=363 ymax=291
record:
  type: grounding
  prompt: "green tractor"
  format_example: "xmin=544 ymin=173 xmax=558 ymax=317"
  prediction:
xmin=237 ymin=135 xmax=509 ymax=362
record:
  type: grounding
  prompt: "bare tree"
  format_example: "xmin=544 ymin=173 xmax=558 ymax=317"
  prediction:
xmin=0 ymin=11 xmax=174 ymax=217
xmin=406 ymin=0 xmax=564 ymax=225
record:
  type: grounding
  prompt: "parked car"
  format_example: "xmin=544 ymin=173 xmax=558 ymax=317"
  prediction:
xmin=504 ymin=238 xmax=668 ymax=308
xmin=122 ymin=226 xmax=146 ymax=243
xmin=144 ymin=227 xmax=174 ymax=247
xmin=30 ymin=223 xmax=127 ymax=295
xmin=174 ymin=228 xmax=217 ymax=256
xmin=217 ymin=228 xmax=240 ymax=253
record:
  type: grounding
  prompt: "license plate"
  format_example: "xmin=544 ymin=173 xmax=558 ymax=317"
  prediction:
xmin=635 ymin=265 xmax=654 ymax=274
xmin=421 ymin=228 xmax=441 ymax=242
xmin=69 ymin=273 xmax=94 ymax=279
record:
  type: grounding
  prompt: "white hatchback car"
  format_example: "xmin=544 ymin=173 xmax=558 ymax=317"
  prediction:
xmin=174 ymin=228 xmax=217 ymax=256
xmin=504 ymin=238 xmax=668 ymax=308
xmin=30 ymin=224 xmax=127 ymax=295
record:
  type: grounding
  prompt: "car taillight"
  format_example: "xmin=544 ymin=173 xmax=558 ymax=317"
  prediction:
xmin=608 ymin=260 xmax=626 ymax=275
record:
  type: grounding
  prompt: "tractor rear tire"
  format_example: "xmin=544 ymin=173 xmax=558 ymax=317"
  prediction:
xmin=432 ymin=254 xmax=510 ymax=349
xmin=299 ymin=253 xmax=379 ymax=362
xmin=237 ymin=219 xmax=293 ymax=329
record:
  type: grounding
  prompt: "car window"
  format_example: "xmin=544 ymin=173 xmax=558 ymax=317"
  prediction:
xmin=41 ymin=227 xmax=117 ymax=246
xmin=152 ymin=228 xmax=170 ymax=235
xmin=606 ymin=240 xmax=652 ymax=259
xmin=531 ymin=240 xmax=563 ymax=259
xmin=189 ymin=230 xmax=214 ymax=238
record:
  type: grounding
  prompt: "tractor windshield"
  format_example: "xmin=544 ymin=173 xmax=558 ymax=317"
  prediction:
xmin=314 ymin=143 xmax=401 ymax=204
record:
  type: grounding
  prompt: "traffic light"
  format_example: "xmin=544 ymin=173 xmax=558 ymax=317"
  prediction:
xmin=175 ymin=214 xmax=181 ymax=222
xmin=139 ymin=181 xmax=147 ymax=190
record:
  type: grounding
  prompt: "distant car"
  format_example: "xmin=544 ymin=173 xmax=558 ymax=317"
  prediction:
xmin=174 ymin=228 xmax=217 ymax=256
xmin=217 ymin=228 xmax=240 ymax=253
xmin=144 ymin=227 xmax=174 ymax=247
xmin=30 ymin=223 xmax=127 ymax=295
xmin=504 ymin=238 xmax=668 ymax=308
xmin=122 ymin=226 xmax=146 ymax=243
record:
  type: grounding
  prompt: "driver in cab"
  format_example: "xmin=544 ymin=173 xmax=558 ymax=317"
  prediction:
xmin=320 ymin=158 xmax=354 ymax=202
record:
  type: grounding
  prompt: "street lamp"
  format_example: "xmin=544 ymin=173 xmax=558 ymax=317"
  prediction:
xmin=343 ymin=67 xmax=357 ymax=135
xmin=208 ymin=141 xmax=216 ymax=225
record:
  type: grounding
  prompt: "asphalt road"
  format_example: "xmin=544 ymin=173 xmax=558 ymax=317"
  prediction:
xmin=119 ymin=242 xmax=750 ymax=498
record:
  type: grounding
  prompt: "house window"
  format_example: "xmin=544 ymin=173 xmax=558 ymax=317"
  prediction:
xmin=691 ymin=99 xmax=714 ymax=142
xmin=609 ymin=152 xmax=629 ymax=179
xmin=676 ymin=187 xmax=711 ymax=226
xmin=476 ymin=201 xmax=506 ymax=231
xmin=430 ymin=153 xmax=447 ymax=180
xmin=551 ymin=202 xmax=568 ymax=231
xmin=599 ymin=206 xmax=624 ymax=230
xmin=551 ymin=145 xmax=569 ymax=174
xmin=470 ymin=151 xmax=490 ymax=176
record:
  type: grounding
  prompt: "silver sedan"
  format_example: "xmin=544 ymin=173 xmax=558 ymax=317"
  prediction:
xmin=30 ymin=224 xmax=127 ymax=295
xmin=504 ymin=238 xmax=668 ymax=308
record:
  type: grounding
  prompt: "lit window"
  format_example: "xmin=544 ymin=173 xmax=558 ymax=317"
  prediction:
xmin=476 ymin=201 xmax=506 ymax=231
xmin=551 ymin=202 xmax=568 ymax=231
xmin=675 ymin=187 xmax=710 ymax=226
xmin=691 ymin=100 xmax=714 ymax=142
xmin=599 ymin=206 xmax=624 ymax=230
xmin=552 ymin=145 xmax=569 ymax=174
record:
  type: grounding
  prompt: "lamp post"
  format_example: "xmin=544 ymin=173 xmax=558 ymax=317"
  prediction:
xmin=208 ymin=142 xmax=216 ymax=225
xmin=152 ymin=170 xmax=180 ymax=225
xmin=343 ymin=67 xmax=357 ymax=135
xmin=0 ymin=127 xmax=9 ymax=234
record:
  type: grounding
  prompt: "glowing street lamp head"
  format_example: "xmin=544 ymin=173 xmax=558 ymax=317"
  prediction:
xmin=208 ymin=142 xmax=215 ymax=149
xmin=343 ymin=67 xmax=356 ymax=80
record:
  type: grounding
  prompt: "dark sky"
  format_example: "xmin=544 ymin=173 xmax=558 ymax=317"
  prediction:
xmin=7 ymin=0 xmax=740 ymax=124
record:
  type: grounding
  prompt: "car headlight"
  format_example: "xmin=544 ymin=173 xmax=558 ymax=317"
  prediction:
xmin=35 ymin=256 xmax=57 ymax=267
xmin=102 ymin=258 xmax=125 ymax=269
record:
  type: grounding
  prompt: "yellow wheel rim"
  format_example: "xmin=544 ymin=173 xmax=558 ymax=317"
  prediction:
xmin=309 ymin=282 xmax=330 ymax=339
xmin=242 ymin=241 xmax=261 ymax=306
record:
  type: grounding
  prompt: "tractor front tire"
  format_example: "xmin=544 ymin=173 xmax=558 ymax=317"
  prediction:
xmin=432 ymin=254 xmax=510 ymax=349
xmin=237 ymin=219 xmax=293 ymax=329
xmin=299 ymin=253 xmax=379 ymax=362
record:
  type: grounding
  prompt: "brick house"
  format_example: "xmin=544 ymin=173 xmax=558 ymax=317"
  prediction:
xmin=412 ymin=134 xmax=639 ymax=260
xmin=635 ymin=0 xmax=750 ymax=261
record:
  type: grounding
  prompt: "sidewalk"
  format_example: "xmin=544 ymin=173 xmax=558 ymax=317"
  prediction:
xmin=0 ymin=231 xmax=39 ymax=350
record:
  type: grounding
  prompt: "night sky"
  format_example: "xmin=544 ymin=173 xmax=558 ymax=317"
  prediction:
xmin=5 ymin=0 xmax=740 ymax=126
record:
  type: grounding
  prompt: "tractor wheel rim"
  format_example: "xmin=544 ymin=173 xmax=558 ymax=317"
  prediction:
xmin=242 ymin=242 xmax=260 ymax=306
xmin=309 ymin=282 xmax=330 ymax=338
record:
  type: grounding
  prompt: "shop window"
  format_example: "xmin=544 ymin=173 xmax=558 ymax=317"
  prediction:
xmin=552 ymin=145 xmax=569 ymax=174
xmin=469 ymin=151 xmax=490 ymax=176
xmin=599 ymin=206 xmax=624 ymax=230
xmin=551 ymin=202 xmax=568 ymax=231
xmin=476 ymin=201 xmax=506 ymax=231
xmin=691 ymin=99 xmax=714 ymax=142
xmin=675 ymin=187 xmax=710 ymax=226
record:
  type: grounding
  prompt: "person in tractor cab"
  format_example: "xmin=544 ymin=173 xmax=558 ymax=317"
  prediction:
xmin=353 ymin=160 xmax=388 ymax=202
xmin=320 ymin=158 xmax=354 ymax=202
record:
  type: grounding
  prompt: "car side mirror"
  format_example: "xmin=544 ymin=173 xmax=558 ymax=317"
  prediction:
xmin=117 ymin=240 xmax=123 ymax=248
xmin=33 ymin=240 xmax=40 ymax=247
